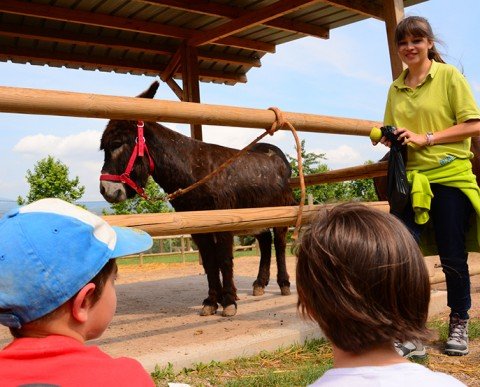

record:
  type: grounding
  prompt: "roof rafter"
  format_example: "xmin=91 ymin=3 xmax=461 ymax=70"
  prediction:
xmin=187 ymin=0 xmax=321 ymax=46
xmin=0 ymin=0 xmax=275 ymax=52
xmin=321 ymin=0 xmax=384 ymax=19
xmin=0 ymin=47 xmax=247 ymax=84
xmin=140 ymin=0 xmax=329 ymax=39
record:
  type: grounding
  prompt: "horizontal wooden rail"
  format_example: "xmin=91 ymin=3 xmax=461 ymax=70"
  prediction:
xmin=0 ymin=86 xmax=382 ymax=136
xmin=103 ymin=201 xmax=389 ymax=237
xmin=289 ymin=161 xmax=388 ymax=188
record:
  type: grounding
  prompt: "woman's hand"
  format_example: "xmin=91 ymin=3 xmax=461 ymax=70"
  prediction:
xmin=395 ymin=127 xmax=427 ymax=147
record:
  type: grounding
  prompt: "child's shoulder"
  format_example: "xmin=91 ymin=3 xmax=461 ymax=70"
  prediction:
xmin=309 ymin=363 xmax=465 ymax=387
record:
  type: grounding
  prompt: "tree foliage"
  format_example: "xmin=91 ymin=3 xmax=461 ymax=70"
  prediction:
xmin=105 ymin=176 xmax=171 ymax=215
xmin=287 ymin=140 xmax=378 ymax=204
xmin=17 ymin=155 xmax=85 ymax=205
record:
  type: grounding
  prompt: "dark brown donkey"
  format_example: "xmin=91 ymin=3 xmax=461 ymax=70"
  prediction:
xmin=99 ymin=81 xmax=296 ymax=317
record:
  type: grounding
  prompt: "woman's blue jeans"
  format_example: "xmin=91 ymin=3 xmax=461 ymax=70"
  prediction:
xmin=400 ymin=184 xmax=472 ymax=320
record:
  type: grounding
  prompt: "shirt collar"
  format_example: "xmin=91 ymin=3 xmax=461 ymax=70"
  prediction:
xmin=393 ymin=60 xmax=439 ymax=90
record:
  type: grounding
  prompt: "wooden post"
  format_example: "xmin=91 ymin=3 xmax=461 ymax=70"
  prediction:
xmin=182 ymin=44 xmax=203 ymax=140
xmin=180 ymin=235 xmax=186 ymax=264
xmin=307 ymin=193 xmax=314 ymax=206
xmin=139 ymin=252 xmax=144 ymax=266
xmin=383 ymin=0 xmax=405 ymax=79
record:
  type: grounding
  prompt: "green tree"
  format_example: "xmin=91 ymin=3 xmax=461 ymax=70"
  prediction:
xmin=344 ymin=160 xmax=378 ymax=201
xmin=17 ymin=155 xmax=85 ymax=205
xmin=287 ymin=140 xmax=349 ymax=204
xmin=287 ymin=141 xmax=378 ymax=204
xmin=105 ymin=176 xmax=171 ymax=215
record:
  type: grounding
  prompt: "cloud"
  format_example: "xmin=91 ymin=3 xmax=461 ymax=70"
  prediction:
xmin=269 ymin=31 xmax=391 ymax=87
xmin=13 ymin=130 xmax=101 ymax=158
xmin=313 ymin=144 xmax=362 ymax=167
xmin=472 ymin=81 xmax=480 ymax=93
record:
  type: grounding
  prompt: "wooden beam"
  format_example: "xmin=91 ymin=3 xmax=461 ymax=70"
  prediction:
xmin=160 ymin=45 xmax=184 ymax=82
xmin=0 ymin=86 xmax=382 ymax=136
xmin=165 ymin=78 xmax=184 ymax=101
xmin=289 ymin=162 xmax=388 ymax=188
xmin=322 ymin=0 xmax=384 ymax=19
xmin=0 ymin=0 xmax=275 ymax=53
xmin=383 ymin=0 xmax=405 ymax=79
xmin=103 ymin=202 xmax=389 ymax=236
xmin=188 ymin=0 xmax=319 ymax=46
xmin=0 ymin=22 xmax=262 ymax=67
xmin=0 ymin=47 xmax=247 ymax=84
xmin=140 ymin=0 xmax=329 ymax=39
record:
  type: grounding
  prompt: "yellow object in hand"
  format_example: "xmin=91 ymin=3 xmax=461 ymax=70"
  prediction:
xmin=369 ymin=127 xmax=382 ymax=142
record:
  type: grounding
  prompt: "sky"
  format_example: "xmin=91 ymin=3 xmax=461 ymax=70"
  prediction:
xmin=0 ymin=0 xmax=479 ymax=201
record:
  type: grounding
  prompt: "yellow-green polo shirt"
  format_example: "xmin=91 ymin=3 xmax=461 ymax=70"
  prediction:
xmin=384 ymin=60 xmax=480 ymax=171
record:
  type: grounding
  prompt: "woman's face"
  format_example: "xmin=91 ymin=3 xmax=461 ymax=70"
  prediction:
xmin=397 ymin=35 xmax=433 ymax=67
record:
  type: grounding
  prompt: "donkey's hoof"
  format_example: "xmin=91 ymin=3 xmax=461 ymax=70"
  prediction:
xmin=280 ymin=286 xmax=291 ymax=296
xmin=253 ymin=285 xmax=265 ymax=296
xmin=200 ymin=305 xmax=217 ymax=316
xmin=222 ymin=304 xmax=237 ymax=317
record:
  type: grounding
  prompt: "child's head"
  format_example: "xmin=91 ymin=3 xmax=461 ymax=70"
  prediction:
xmin=296 ymin=203 xmax=430 ymax=353
xmin=395 ymin=15 xmax=444 ymax=63
xmin=0 ymin=198 xmax=152 ymax=336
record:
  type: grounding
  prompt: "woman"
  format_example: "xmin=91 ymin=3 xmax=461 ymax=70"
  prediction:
xmin=377 ymin=16 xmax=480 ymax=357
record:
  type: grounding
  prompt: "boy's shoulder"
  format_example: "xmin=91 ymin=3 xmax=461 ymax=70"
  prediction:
xmin=0 ymin=335 xmax=154 ymax=387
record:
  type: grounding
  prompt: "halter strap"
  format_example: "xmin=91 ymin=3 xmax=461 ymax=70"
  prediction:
xmin=100 ymin=121 xmax=154 ymax=199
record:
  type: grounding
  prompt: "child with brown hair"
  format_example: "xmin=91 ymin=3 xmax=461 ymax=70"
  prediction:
xmin=296 ymin=203 xmax=465 ymax=386
xmin=0 ymin=198 xmax=155 ymax=386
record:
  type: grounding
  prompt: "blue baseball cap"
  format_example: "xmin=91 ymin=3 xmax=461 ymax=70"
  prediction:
xmin=0 ymin=198 xmax=152 ymax=329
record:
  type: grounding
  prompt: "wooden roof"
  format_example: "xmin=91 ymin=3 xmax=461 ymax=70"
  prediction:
xmin=0 ymin=0 xmax=426 ymax=86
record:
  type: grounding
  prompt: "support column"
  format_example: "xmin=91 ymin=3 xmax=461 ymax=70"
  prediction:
xmin=182 ymin=44 xmax=203 ymax=140
xmin=383 ymin=0 xmax=405 ymax=80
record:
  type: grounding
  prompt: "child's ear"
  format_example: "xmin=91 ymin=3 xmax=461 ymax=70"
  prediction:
xmin=71 ymin=283 xmax=96 ymax=323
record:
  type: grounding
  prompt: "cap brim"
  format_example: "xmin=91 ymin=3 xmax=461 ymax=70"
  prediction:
xmin=110 ymin=226 xmax=153 ymax=258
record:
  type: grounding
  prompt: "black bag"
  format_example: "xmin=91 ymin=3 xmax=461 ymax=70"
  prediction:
xmin=382 ymin=126 xmax=410 ymax=217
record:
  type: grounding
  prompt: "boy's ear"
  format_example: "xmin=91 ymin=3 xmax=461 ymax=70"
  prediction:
xmin=71 ymin=283 xmax=96 ymax=323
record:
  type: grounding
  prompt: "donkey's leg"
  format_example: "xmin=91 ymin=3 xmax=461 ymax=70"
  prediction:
xmin=252 ymin=230 xmax=272 ymax=296
xmin=214 ymin=232 xmax=237 ymax=317
xmin=274 ymin=226 xmax=291 ymax=295
xmin=193 ymin=233 xmax=222 ymax=316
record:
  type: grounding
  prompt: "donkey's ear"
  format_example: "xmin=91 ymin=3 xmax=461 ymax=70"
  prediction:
xmin=137 ymin=81 xmax=159 ymax=99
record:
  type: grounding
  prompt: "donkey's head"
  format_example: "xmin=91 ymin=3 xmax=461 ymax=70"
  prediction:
xmin=99 ymin=81 xmax=159 ymax=203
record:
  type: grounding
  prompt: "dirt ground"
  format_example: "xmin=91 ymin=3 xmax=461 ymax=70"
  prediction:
xmin=1 ymin=253 xmax=479 ymax=385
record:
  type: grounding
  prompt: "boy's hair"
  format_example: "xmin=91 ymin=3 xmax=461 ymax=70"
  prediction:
xmin=395 ymin=15 xmax=445 ymax=64
xmin=296 ymin=203 xmax=431 ymax=353
xmin=8 ymin=259 xmax=118 ymax=338
xmin=0 ymin=198 xmax=152 ymax=330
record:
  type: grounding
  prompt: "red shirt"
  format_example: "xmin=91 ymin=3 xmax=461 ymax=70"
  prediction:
xmin=0 ymin=335 xmax=155 ymax=387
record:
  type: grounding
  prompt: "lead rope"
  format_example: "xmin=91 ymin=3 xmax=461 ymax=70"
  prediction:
xmin=267 ymin=107 xmax=306 ymax=241
xmin=164 ymin=107 xmax=306 ymax=239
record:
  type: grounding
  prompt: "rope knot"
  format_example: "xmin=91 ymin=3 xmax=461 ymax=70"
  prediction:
xmin=267 ymin=107 xmax=286 ymax=135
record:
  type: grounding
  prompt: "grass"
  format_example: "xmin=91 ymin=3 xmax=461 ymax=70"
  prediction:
xmin=117 ymin=249 xmax=258 ymax=266
xmin=151 ymin=319 xmax=480 ymax=387
xmin=151 ymin=338 xmax=332 ymax=387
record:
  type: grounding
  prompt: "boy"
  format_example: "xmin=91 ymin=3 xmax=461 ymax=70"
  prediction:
xmin=0 ymin=198 xmax=155 ymax=386
xmin=296 ymin=203 xmax=465 ymax=386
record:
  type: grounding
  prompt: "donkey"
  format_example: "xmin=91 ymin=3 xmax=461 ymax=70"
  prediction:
xmin=99 ymin=81 xmax=296 ymax=317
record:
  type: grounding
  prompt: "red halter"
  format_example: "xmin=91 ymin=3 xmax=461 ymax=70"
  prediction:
xmin=100 ymin=121 xmax=155 ymax=199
